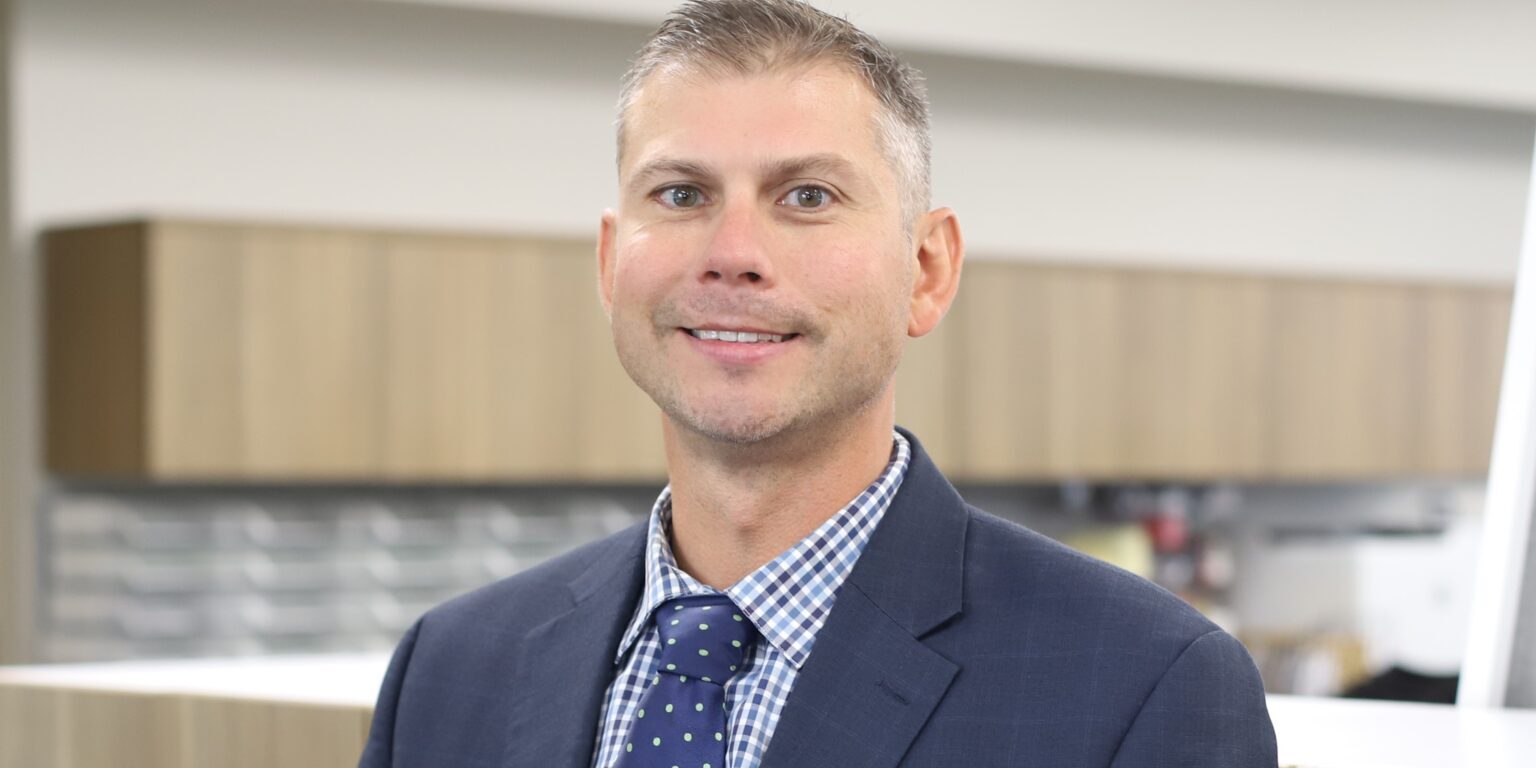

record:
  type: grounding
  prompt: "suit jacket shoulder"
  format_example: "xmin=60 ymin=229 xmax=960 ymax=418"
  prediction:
xmin=959 ymin=503 xmax=1221 ymax=662
xmin=942 ymin=506 xmax=1264 ymax=763
xmin=359 ymin=522 xmax=647 ymax=768
xmin=762 ymin=430 xmax=1276 ymax=767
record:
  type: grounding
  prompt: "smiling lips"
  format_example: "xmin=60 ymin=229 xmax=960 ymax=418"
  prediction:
xmin=686 ymin=328 xmax=795 ymax=344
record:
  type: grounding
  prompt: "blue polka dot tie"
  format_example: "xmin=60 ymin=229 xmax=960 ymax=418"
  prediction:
xmin=614 ymin=594 xmax=757 ymax=768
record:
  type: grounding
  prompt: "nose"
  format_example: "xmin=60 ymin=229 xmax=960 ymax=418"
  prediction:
xmin=698 ymin=199 xmax=774 ymax=287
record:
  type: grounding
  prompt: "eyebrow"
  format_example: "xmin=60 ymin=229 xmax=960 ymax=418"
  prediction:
xmin=627 ymin=158 xmax=716 ymax=192
xmin=759 ymin=153 xmax=866 ymax=187
xmin=625 ymin=153 xmax=869 ymax=194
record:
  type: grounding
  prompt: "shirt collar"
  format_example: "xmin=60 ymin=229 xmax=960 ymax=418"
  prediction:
xmin=615 ymin=431 xmax=911 ymax=670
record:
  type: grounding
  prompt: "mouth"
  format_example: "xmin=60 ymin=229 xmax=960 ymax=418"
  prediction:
xmin=682 ymin=327 xmax=800 ymax=344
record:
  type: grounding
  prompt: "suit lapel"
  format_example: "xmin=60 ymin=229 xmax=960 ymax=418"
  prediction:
xmin=757 ymin=586 xmax=959 ymax=768
xmin=761 ymin=429 xmax=968 ymax=768
xmin=502 ymin=526 xmax=647 ymax=768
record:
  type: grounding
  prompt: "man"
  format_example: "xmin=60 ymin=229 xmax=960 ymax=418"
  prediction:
xmin=361 ymin=1 xmax=1278 ymax=766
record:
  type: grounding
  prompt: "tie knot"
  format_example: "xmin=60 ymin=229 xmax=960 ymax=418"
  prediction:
xmin=654 ymin=594 xmax=756 ymax=683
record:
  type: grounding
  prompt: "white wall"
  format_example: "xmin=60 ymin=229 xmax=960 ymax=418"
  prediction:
xmin=17 ymin=0 xmax=642 ymax=237
xmin=397 ymin=0 xmax=1536 ymax=112
xmin=919 ymin=52 xmax=1531 ymax=281
xmin=19 ymin=0 xmax=1533 ymax=281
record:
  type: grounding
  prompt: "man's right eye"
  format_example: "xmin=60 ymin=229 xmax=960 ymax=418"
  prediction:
xmin=655 ymin=185 xmax=704 ymax=209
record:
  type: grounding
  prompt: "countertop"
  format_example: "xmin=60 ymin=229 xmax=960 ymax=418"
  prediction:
xmin=5 ymin=655 xmax=1536 ymax=767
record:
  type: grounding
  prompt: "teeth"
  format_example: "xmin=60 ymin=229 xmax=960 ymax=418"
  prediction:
xmin=689 ymin=329 xmax=785 ymax=343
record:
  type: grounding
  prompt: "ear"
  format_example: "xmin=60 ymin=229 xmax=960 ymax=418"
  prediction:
xmin=597 ymin=209 xmax=618 ymax=320
xmin=907 ymin=207 xmax=964 ymax=338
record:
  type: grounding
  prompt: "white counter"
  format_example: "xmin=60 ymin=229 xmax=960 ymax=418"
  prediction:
xmin=0 ymin=652 xmax=389 ymax=708
xmin=1267 ymin=693 xmax=1536 ymax=768
xmin=6 ymin=655 xmax=1536 ymax=767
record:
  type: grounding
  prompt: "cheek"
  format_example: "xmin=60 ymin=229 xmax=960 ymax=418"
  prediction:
xmin=611 ymin=238 xmax=675 ymax=308
xmin=796 ymin=241 xmax=909 ymax=319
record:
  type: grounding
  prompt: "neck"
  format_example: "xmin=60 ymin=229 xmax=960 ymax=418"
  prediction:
xmin=662 ymin=388 xmax=896 ymax=590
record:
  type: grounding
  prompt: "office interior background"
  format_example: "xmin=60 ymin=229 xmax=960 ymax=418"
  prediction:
xmin=2 ymin=0 xmax=1536 ymax=752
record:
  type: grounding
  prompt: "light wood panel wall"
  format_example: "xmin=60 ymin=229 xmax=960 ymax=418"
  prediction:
xmin=952 ymin=263 xmax=1276 ymax=479
xmin=1419 ymin=285 xmax=1511 ymax=475
xmin=1268 ymin=279 xmax=1421 ymax=478
xmin=948 ymin=262 xmax=1511 ymax=481
xmin=1121 ymin=270 xmax=1272 ymax=478
xmin=1267 ymin=278 xmax=1510 ymax=479
xmin=46 ymin=219 xmax=664 ymax=482
xmin=44 ymin=218 xmax=1514 ymax=483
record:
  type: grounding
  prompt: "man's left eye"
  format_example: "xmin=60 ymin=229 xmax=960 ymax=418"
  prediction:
xmin=779 ymin=186 xmax=833 ymax=210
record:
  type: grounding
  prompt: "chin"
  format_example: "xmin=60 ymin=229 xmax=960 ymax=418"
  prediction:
xmin=672 ymin=405 xmax=794 ymax=446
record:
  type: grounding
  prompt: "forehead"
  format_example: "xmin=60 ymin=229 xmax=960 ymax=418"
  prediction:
xmin=620 ymin=63 xmax=887 ymax=176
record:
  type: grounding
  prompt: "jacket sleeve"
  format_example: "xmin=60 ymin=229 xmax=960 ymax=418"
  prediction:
xmin=358 ymin=617 xmax=424 ymax=768
xmin=1109 ymin=629 xmax=1278 ymax=768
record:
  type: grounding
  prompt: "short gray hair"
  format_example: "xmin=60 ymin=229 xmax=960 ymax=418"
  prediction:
xmin=616 ymin=0 xmax=932 ymax=224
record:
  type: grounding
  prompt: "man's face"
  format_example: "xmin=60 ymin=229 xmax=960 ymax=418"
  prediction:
xmin=600 ymin=63 xmax=917 ymax=446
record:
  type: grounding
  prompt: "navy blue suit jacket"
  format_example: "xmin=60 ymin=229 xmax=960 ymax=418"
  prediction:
xmin=360 ymin=429 xmax=1278 ymax=766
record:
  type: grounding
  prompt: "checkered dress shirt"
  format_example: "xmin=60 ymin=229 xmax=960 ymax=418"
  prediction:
xmin=590 ymin=431 xmax=911 ymax=768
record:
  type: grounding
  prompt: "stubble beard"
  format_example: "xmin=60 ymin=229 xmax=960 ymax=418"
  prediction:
xmin=611 ymin=305 xmax=905 ymax=448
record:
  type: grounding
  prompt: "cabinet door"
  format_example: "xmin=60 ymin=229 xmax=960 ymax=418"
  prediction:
xmin=952 ymin=263 xmax=1135 ymax=479
xmin=377 ymin=233 xmax=662 ymax=481
xmin=955 ymin=269 xmax=1508 ymax=481
xmin=379 ymin=233 xmax=572 ymax=480
xmin=1042 ymin=266 xmax=1139 ymax=477
xmin=950 ymin=263 xmax=1271 ymax=480
xmin=153 ymin=221 xmax=387 ymax=479
xmin=1419 ymin=286 xmax=1512 ymax=476
xmin=949 ymin=263 xmax=1139 ymax=479
xmin=946 ymin=261 xmax=1054 ymax=479
xmin=130 ymin=221 xmax=663 ymax=481
xmin=1266 ymin=280 xmax=1421 ymax=479
xmin=1119 ymin=271 xmax=1270 ymax=479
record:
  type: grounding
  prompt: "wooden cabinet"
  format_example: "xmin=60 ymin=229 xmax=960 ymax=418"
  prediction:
xmin=1414 ymin=285 xmax=1511 ymax=476
xmin=1266 ymin=279 xmax=1418 ymax=479
xmin=945 ymin=263 xmax=1510 ymax=481
xmin=1120 ymin=270 xmax=1273 ymax=479
xmin=46 ymin=218 xmax=1512 ymax=482
xmin=46 ymin=220 xmax=663 ymax=482
xmin=949 ymin=264 xmax=1273 ymax=480
xmin=1249 ymin=277 xmax=1506 ymax=480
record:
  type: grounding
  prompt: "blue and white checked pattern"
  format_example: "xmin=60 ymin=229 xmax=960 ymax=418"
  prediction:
xmin=590 ymin=431 xmax=911 ymax=768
